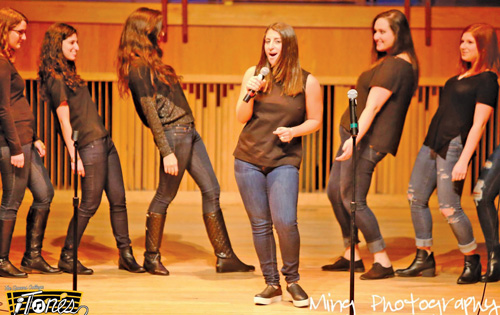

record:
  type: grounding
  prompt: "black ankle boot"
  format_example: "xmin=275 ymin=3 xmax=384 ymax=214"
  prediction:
xmin=0 ymin=219 xmax=27 ymax=278
xmin=20 ymin=208 xmax=61 ymax=274
xmin=481 ymin=246 xmax=500 ymax=283
xmin=203 ymin=210 xmax=255 ymax=273
xmin=58 ymin=215 xmax=92 ymax=275
xmin=457 ymin=254 xmax=481 ymax=284
xmin=395 ymin=249 xmax=436 ymax=277
xmin=119 ymin=247 xmax=145 ymax=273
xmin=144 ymin=212 xmax=169 ymax=275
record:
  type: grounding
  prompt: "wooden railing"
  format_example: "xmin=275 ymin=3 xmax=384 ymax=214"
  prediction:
xmin=24 ymin=77 xmax=499 ymax=194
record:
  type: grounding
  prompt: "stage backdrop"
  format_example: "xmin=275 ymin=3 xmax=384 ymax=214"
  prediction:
xmin=5 ymin=1 xmax=500 ymax=194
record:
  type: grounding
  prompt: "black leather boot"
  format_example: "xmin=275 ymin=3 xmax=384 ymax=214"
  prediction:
xmin=119 ymin=246 xmax=145 ymax=273
xmin=457 ymin=254 xmax=481 ymax=284
xmin=20 ymin=208 xmax=61 ymax=274
xmin=395 ymin=249 xmax=436 ymax=277
xmin=203 ymin=210 xmax=255 ymax=273
xmin=144 ymin=212 xmax=169 ymax=275
xmin=0 ymin=219 xmax=27 ymax=278
xmin=58 ymin=216 xmax=93 ymax=275
xmin=481 ymin=245 xmax=500 ymax=283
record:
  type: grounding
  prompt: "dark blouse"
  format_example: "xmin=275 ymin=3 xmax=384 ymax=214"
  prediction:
xmin=424 ymin=71 xmax=499 ymax=158
xmin=233 ymin=69 xmax=310 ymax=169
xmin=46 ymin=76 xmax=108 ymax=149
xmin=0 ymin=57 xmax=36 ymax=155
xmin=128 ymin=61 xmax=194 ymax=158
xmin=340 ymin=56 xmax=415 ymax=156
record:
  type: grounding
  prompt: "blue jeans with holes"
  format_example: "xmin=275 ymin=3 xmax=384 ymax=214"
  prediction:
xmin=148 ymin=126 xmax=220 ymax=215
xmin=473 ymin=144 xmax=500 ymax=253
xmin=408 ymin=136 xmax=476 ymax=253
xmin=76 ymin=136 xmax=131 ymax=249
xmin=0 ymin=143 xmax=54 ymax=220
xmin=327 ymin=126 xmax=387 ymax=253
xmin=234 ymin=158 xmax=300 ymax=285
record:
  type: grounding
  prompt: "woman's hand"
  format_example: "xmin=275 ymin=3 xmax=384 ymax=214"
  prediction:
xmin=273 ymin=127 xmax=294 ymax=143
xmin=336 ymin=139 xmax=354 ymax=161
xmin=245 ymin=75 xmax=265 ymax=94
xmin=34 ymin=140 xmax=46 ymax=157
xmin=71 ymin=158 xmax=85 ymax=177
xmin=11 ymin=153 xmax=24 ymax=168
xmin=452 ymin=159 xmax=468 ymax=181
xmin=163 ymin=153 xmax=178 ymax=176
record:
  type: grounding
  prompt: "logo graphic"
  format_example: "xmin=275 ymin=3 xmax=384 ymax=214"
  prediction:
xmin=6 ymin=290 xmax=89 ymax=315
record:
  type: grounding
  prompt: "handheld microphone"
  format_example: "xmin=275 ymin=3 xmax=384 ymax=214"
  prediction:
xmin=72 ymin=130 xmax=79 ymax=142
xmin=347 ymin=89 xmax=358 ymax=136
xmin=243 ymin=67 xmax=270 ymax=102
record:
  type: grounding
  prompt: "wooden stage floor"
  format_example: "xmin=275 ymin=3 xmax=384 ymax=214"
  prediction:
xmin=1 ymin=191 xmax=499 ymax=314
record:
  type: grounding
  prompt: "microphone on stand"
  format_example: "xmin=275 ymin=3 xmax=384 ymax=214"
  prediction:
xmin=347 ymin=89 xmax=358 ymax=136
xmin=243 ymin=67 xmax=270 ymax=102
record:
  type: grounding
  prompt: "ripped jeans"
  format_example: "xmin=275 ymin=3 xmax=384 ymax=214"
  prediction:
xmin=407 ymin=136 xmax=476 ymax=254
xmin=473 ymin=144 xmax=500 ymax=253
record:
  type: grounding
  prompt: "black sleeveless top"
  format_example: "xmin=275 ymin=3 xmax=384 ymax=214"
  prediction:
xmin=234 ymin=69 xmax=309 ymax=169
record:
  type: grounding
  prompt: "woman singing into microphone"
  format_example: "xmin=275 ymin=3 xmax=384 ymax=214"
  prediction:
xmin=234 ymin=22 xmax=322 ymax=307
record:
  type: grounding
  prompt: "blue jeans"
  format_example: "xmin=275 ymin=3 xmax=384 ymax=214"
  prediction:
xmin=76 ymin=136 xmax=131 ymax=249
xmin=408 ymin=136 xmax=476 ymax=253
xmin=473 ymin=144 xmax=500 ymax=253
xmin=148 ymin=126 xmax=220 ymax=215
xmin=0 ymin=143 xmax=54 ymax=220
xmin=326 ymin=127 xmax=387 ymax=253
xmin=234 ymin=158 xmax=300 ymax=285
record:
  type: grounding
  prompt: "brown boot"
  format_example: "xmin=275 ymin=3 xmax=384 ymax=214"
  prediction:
xmin=144 ymin=212 xmax=169 ymax=275
xmin=20 ymin=208 xmax=61 ymax=274
xmin=203 ymin=210 xmax=254 ymax=273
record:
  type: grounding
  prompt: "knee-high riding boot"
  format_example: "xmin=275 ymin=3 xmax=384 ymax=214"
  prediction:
xmin=144 ymin=212 xmax=169 ymax=275
xmin=111 ymin=210 xmax=145 ymax=273
xmin=0 ymin=219 xmax=27 ymax=278
xmin=203 ymin=210 xmax=254 ymax=273
xmin=58 ymin=215 xmax=93 ymax=275
xmin=21 ymin=208 xmax=61 ymax=274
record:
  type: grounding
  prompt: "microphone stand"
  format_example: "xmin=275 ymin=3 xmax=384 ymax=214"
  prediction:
xmin=72 ymin=131 xmax=79 ymax=291
xmin=348 ymin=91 xmax=358 ymax=315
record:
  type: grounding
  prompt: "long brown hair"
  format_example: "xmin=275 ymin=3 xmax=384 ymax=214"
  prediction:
xmin=459 ymin=24 xmax=500 ymax=76
xmin=371 ymin=10 xmax=419 ymax=92
xmin=38 ymin=23 xmax=85 ymax=99
xmin=256 ymin=22 xmax=303 ymax=97
xmin=117 ymin=7 xmax=178 ymax=97
xmin=0 ymin=7 xmax=28 ymax=62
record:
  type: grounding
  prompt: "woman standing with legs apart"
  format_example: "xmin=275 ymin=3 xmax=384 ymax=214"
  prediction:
xmin=397 ymin=24 xmax=499 ymax=284
xmin=323 ymin=10 xmax=419 ymax=280
xmin=117 ymin=7 xmax=254 ymax=276
xmin=234 ymin=22 xmax=322 ymax=307
xmin=0 ymin=8 xmax=60 ymax=278
xmin=38 ymin=23 xmax=144 ymax=275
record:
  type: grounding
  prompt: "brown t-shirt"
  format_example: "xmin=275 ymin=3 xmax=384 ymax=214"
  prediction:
xmin=0 ymin=56 xmax=36 ymax=155
xmin=234 ymin=69 xmax=310 ymax=169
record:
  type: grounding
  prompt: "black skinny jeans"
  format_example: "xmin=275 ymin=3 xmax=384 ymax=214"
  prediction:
xmin=148 ymin=125 xmax=220 ymax=215
xmin=0 ymin=143 xmax=54 ymax=220
xmin=71 ymin=136 xmax=131 ymax=249
xmin=326 ymin=126 xmax=387 ymax=254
